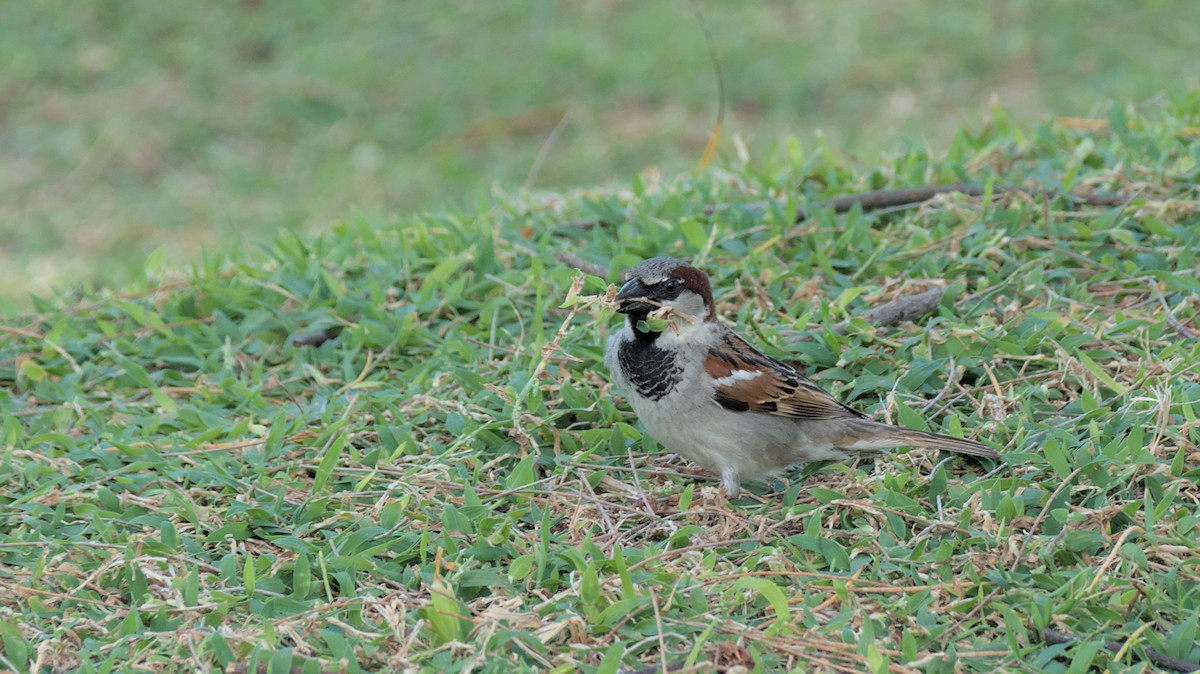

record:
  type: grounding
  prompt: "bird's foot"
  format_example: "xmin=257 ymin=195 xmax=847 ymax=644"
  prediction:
xmin=720 ymin=470 xmax=741 ymax=499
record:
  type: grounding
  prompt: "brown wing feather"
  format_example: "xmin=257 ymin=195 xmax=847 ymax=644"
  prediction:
xmin=705 ymin=330 xmax=865 ymax=421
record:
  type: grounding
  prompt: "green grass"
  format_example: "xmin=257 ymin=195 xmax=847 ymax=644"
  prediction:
xmin=2 ymin=100 xmax=1199 ymax=672
xmin=4 ymin=1 xmax=1200 ymax=297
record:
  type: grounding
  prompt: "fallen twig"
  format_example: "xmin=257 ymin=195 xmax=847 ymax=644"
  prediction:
xmin=1148 ymin=278 xmax=1199 ymax=339
xmin=554 ymin=251 xmax=608 ymax=278
xmin=1041 ymin=628 xmax=1200 ymax=673
xmin=228 ymin=664 xmax=343 ymax=674
xmin=622 ymin=661 xmax=689 ymax=674
xmin=292 ymin=328 xmax=340 ymax=348
xmin=832 ymin=286 xmax=946 ymax=335
xmin=559 ymin=183 xmax=1134 ymax=231
xmin=785 ymin=286 xmax=947 ymax=344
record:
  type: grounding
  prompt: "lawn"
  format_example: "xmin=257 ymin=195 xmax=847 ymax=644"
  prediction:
xmin=3 ymin=1 xmax=1200 ymax=299
xmin=2 ymin=97 xmax=1199 ymax=672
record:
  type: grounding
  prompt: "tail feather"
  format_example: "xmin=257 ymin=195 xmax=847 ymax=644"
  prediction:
xmin=836 ymin=421 xmax=1000 ymax=459
xmin=898 ymin=428 xmax=1000 ymax=459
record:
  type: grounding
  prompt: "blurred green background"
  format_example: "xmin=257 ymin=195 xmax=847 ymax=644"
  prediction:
xmin=3 ymin=0 xmax=1198 ymax=299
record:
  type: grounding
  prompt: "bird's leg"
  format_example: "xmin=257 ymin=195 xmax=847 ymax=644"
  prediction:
xmin=720 ymin=470 xmax=741 ymax=498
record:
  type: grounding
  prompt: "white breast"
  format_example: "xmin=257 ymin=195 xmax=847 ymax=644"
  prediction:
xmin=606 ymin=322 xmax=847 ymax=482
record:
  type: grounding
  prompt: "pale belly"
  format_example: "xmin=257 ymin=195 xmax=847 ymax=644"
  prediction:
xmin=627 ymin=391 xmax=848 ymax=479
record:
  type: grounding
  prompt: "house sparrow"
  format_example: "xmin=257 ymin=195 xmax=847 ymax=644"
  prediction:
xmin=604 ymin=256 xmax=999 ymax=497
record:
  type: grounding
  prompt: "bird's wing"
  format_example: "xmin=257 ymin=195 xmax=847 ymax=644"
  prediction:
xmin=704 ymin=329 xmax=865 ymax=420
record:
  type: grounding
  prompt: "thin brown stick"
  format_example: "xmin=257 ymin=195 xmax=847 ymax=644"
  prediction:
xmin=1041 ymin=628 xmax=1200 ymax=673
xmin=624 ymin=661 xmax=690 ymax=674
xmin=228 ymin=665 xmax=342 ymax=674
xmin=833 ymin=286 xmax=946 ymax=335
xmin=1009 ymin=467 xmax=1082 ymax=572
xmin=292 ymin=328 xmax=339 ymax=347
xmin=785 ymin=286 xmax=948 ymax=344
xmin=649 ymin=587 xmax=670 ymax=674
xmin=1149 ymin=279 xmax=1200 ymax=339
xmin=559 ymin=183 xmax=1134 ymax=231
xmin=626 ymin=537 xmax=765 ymax=572
xmin=725 ymin=184 xmax=1133 ymax=222
xmin=554 ymin=251 xmax=608 ymax=277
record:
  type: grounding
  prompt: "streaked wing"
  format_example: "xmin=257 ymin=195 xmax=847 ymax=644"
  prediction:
xmin=704 ymin=329 xmax=865 ymax=420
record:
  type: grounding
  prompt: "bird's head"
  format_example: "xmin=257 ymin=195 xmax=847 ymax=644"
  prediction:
xmin=615 ymin=257 xmax=716 ymax=333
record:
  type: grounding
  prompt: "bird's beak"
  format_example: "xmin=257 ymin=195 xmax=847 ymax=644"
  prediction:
xmin=615 ymin=278 xmax=655 ymax=314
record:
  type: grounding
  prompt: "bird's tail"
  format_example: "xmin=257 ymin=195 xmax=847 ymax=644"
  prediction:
xmin=836 ymin=420 xmax=1000 ymax=459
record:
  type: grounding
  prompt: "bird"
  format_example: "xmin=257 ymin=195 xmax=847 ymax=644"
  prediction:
xmin=603 ymin=256 xmax=999 ymax=497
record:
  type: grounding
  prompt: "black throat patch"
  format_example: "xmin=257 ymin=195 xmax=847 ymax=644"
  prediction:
xmin=617 ymin=334 xmax=682 ymax=401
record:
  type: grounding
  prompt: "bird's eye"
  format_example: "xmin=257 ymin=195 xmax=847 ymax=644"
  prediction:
xmin=660 ymin=277 xmax=684 ymax=297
